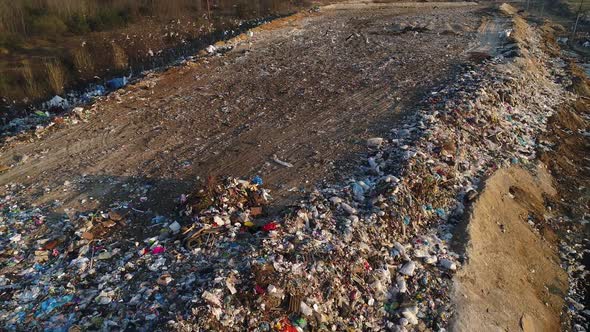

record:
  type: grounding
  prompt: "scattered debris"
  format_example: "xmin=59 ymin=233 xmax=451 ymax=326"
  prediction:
xmin=272 ymin=155 xmax=294 ymax=168
xmin=0 ymin=3 xmax=586 ymax=332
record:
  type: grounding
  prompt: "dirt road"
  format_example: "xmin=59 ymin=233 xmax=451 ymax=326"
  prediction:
xmin=0 ymin=3 xmax=486 ymax=220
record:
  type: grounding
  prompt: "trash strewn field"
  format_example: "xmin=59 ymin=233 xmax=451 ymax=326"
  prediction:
xmin=0 ymin=2 xmax=589 ymax=332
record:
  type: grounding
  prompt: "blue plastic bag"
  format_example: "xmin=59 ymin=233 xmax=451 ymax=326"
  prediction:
xmin=106 ymin=77 xmax=127 ymax=90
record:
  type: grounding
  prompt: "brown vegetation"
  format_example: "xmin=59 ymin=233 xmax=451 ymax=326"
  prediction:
xmin=111 ymin=43 xmax=129 ymax=71
xmin=0 ymin=0 xmax=307 ymax=109
xmin=72 ymin=47 xmax=94 ymax=78
xmin=45 ymin=60 xmax=66 ymax=95
xmin=21 ymin=62 xmax=43 ymax=99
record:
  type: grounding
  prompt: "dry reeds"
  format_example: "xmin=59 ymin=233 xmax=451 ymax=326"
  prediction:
xmin=72 ymin=47 xmax=94 ymax=76
xmin=0 ymin=1 xmax=26 ymax=34
xmin=111 ymin=43 xmax=128 ymax=70
xmin=45 ymin=60 xmax=66 ymax=95
xmin=45 ymin=0 xmax=92 ymax=18
xmin=1 ymin=0 xmax=205 ymax=36
xmin=20 ymin=62 xmax=43 ymax=98
xmin=152 ymin=0 xmax=191 ymax=19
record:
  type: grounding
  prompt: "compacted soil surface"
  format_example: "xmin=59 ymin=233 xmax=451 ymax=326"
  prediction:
xmin=0 ymin=3 xmax=487 ymax=219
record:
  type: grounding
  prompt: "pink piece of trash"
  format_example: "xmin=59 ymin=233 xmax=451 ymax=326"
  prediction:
xmin=151 ymin=246 xmax=166 ymax=255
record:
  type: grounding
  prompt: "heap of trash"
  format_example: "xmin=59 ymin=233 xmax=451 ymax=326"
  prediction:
xmin=0 ymin=11 xmax=573 ymax=332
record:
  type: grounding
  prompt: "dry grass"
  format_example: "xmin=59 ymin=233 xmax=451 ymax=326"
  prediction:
xmin=20 ymin=62 xmax=43 ymax=98
xmin=0 ymin=0 xmax=205 ymax=35
xmin=499 ymin=3 xmax=518 ymax=16
xmin=111 ymin=43 xmax=128 ymax=70
xmin=540 ymin=23 xmax=562 ymax=57
xmin=153 ymin=0 xmax=183 ymax=19
xmin=0 ymin=1 xmax=26 ymax=34
xmin=45 ymin=0 xmax=92 ymax=18
xmin=72 ymin=47 xmax=94 ymax=77
xmin=45 ymin=60 xmax=66 ymax=95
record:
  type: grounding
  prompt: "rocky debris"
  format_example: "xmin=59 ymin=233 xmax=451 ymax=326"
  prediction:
xmin=389 ymin=23 xmax=431 ymax=35
xmin=206 ymin=45 xmax=218 ymax=54
xmin=0 ymin=7 xmax=579 ymax=332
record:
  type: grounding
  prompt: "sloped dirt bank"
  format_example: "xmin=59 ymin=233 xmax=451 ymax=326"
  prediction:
xmin=451 ymin=166 xmax=567 ymax=332
xmin=451 ymin=83 xmax=590 ymax=332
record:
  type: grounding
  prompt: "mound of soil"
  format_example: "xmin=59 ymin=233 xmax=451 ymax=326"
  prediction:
xmin=452 ymin=166 xmax=567 ymax=332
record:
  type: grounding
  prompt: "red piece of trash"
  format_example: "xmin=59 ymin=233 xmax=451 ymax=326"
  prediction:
xmin=254 ymin=285 xmax=265 ymax=295
xmin=280 ymin=318 xmax=298 ymax=332
xmin=151 ymin=246 xmax=166 ymax=255
xmin=262 ymin=222 xmax=278 ymax=232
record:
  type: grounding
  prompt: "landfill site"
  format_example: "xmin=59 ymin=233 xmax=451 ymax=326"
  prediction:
xmin=0 ymin=0 xmax=589 ymax=331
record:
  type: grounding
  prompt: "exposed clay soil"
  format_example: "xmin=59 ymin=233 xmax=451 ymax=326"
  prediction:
xmin=452 ymin=166 xmax=568 ymax=332
xmin=0 ymin=3 xmax=488 ymax=223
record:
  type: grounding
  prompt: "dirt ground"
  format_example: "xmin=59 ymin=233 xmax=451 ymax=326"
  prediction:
xmin=451 ymin=166 xmax=568 ymax=332
xmin=0 ymin=3 xmax=489 ymax=222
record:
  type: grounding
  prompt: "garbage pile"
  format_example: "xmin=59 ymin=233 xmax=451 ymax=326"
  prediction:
xmin=0 ymin=192 xmax=131 ymax=330
xmin=169 ymin=17 xmax=569 ymax=331
xmin=179 ymin=175 xmax=273 ymax=250
xmin=0 ymin=176 xmax=276 ymax=331
xmin=560 ymin=230 xmax=590 ymax=332
xmin=0 ymin=12 xmax=572 ymax=332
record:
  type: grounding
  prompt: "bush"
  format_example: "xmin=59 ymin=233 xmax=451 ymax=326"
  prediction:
xmin=20 ymin=62 xmax=44 ymax=99
xmin=71 ymin=47 xmax=94 ymax=78
xmin=111 ymin=43 xmax=128 ymax=70
xmin=0 ymin=33 xmax=24 ymax=50
xmin=0 ymin=72 xmax=9 ymax=97
xmin=88 ymin=9 xmax=127 ymax=31
xmin=66 ymin=13 xmax=90 ymax=34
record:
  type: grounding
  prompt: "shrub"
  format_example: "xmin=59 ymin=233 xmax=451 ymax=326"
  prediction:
xmin=88 ymin=9 xmax=126 ymax=31
xmin=66 ymin=13 xmax=90 ymax=34
xmin=0 ymin=72 xmax=9 ymax=97
xmin=0 ymin=33 xmax=24 ymax=50
xmin=20 ymin=62 xmax=43 ymax=98
xmin=111 ymin=43 xmax=128 ymax=70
